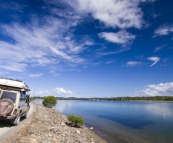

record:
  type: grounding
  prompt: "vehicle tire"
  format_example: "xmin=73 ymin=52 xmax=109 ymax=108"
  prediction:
xmin=23 ymin=111 xmax=28 ymax=119
xmin=12 ymin=115 xmax=20 ymax=126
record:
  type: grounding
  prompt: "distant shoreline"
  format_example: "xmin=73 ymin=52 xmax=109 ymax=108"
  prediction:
xmin=31 ymin=96 xmax=173 ymax=101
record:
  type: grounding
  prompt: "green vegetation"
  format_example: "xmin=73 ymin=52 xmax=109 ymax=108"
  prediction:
xmin=33 ymin=96 xmax=173 ymax=101
xmin=30 ymin=97 xmax=36 ymax=101
xmin=68 ymin=114 xmax=84 ymax=127
xmin=42 ymin=96 xmax=57 ymax=108
xmin=105 ymin=96 xmax=173 ymax=101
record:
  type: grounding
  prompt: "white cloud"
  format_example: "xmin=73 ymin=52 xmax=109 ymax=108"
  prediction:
xmin=141 ymin=0 xmax=155 ymax=2
xmin=0 ymin=61 xmax=27 ymax=72
xmin=0 ymin=2 xmax=24 ymax=11
xmin=0 ymin=15 xmax=89 ymax=73
xmin=34 ymin=90 xmax=52 ymax=96
xmin=134 ymin=82 xmax=173 ymax=96
xmin=127 ymin=61 xmax=141 ymax=67
xmin=38 ymin=91 xmax=43 ymax=94
xmin=29 ymin=73 xmax=43 ymax=78
xmin=91 ymin=62 xmax=102 ymax=66
xmin=154 ymin=45 xmax=165 ymax=52
xmin=0 ymin=0 xmax=156 ymax=75
xmin=154 ymin=25 xmax=173 ymax=37
xmin=68 ymin=0 xmax=154 ymax=29
xmin=106 ymin=61 xmax=115 ymax=64
xmin=53 ymin=74 xmax=60 ymax=77
xmin=147 ymin=57 xmax=160 ymax=67
xmin=34 ymin=87 xmax=74 ymax=97
xmin=53 ymin=87 xmax=74 ymax=95
xmin=99 ymin=31 xmax=136 ymax=44
xmin=0 ymin=70 xmax=10 ymax=76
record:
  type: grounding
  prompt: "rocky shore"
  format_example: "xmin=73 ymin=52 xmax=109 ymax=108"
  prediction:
xmin=3 ymin=103 xmax=107 ymax=143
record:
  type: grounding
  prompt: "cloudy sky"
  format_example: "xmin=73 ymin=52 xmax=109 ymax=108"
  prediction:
xmin=0 ymin=0 xmax=173 ymax=97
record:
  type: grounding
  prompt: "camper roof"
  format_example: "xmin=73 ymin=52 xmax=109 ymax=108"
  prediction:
xmin=0 ymin=79 xmax=30 ymax=91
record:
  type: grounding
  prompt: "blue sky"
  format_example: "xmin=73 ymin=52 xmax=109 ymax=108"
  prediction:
xmin=0 ymin=0 xmax=173 ymax=97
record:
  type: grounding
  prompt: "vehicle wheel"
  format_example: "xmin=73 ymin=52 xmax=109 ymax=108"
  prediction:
xmin=12 ymin=115 xmax=20 ymax=126
xmin=23 ymin=112 xmax=28 ymax=119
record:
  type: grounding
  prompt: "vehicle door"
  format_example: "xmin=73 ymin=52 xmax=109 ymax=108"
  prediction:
xmin=19 ymin=91 xmax=28 ymax=113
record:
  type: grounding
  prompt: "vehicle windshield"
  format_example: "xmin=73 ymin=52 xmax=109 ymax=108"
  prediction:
xmin=0 ymin=91 xmax=16 ymax=102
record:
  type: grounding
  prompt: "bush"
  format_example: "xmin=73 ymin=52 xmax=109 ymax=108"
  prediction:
xmin=68 ymin=114 xmax=84 ymax=127
xmin=42 ymin=96 xmax=57 ymax=108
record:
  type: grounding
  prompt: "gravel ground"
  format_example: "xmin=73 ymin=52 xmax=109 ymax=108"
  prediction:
xmin=1 ymin=103 xmax=107 ymax=143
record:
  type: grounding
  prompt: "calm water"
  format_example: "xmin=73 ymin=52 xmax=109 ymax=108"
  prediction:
xmin=34 ymin=100 xmax=173 ymax=143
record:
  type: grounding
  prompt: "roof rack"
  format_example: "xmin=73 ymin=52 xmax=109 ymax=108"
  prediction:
xmin=0 ymin=79 xmax=30 ymax=91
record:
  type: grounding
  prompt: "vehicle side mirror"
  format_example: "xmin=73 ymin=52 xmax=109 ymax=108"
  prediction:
xmin=25 ymin=95 xmax=30 ymax=103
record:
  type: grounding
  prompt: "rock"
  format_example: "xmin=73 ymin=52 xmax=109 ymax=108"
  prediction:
xmin=66 ymin=139 xmax=73 ymax=143
xmin=30 ymin=138 xmax=37 ymax=143
xmin=61 ymin=122 xmax=66 ymax=126
xmin=53 ymin=128 xmax=58 ymax=133
xmin=90 ymin=127 xmax=93 ymax=130
xmin=76 ymin=130 xmax=80 ymax=134
xmin=30 ymin=134 xmax=36 ymax=138
xmin=19 ymin=138 xmax=25 ymax=143
xmin=49 ymin=126 xmax=55 ymax=131
xmin=81 ymin=141 xmax=88 ymax=143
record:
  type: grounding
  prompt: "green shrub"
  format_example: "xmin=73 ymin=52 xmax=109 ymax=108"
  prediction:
xmin=68 ymin=114 xmax=84 ymax=127
xmin=42 ymin=96 xmax=57 ymax=108
xmin=30 ymin=97 xmax=36 ymax=101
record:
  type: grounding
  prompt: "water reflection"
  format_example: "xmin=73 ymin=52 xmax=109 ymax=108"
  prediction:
xmin=111 ymin=101 xmax=173 ymax=120
xmin=53 ymin=100 xmax=72 ymax=113
xmin=143 ymin=102 xmax=173 ymax=119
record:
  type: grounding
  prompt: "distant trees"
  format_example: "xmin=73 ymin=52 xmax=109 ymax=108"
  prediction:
xmin=32 ymin=96 xmax=173 ymax=101
xmin=30 ymin=97 xmax=36 ymax=101
xmin=42 ymin=96 xmax=57 ymax=108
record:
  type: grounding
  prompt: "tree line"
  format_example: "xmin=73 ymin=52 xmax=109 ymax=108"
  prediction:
xmin=31 ymin=96 xmax=173 ymax=101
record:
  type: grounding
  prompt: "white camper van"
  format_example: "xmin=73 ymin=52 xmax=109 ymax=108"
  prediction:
xmin=0 ymin=79 xmax=30 ymax=125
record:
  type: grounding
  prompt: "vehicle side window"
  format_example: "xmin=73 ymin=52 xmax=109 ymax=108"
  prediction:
xmin=1 ymin=91 xmax=16 ymax=102
xmin=20 ymin=91 xmax=26 ymax=101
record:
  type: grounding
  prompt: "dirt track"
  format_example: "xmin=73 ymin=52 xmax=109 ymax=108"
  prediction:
xmin=0 ymin=103 xmax=35 ymax=142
